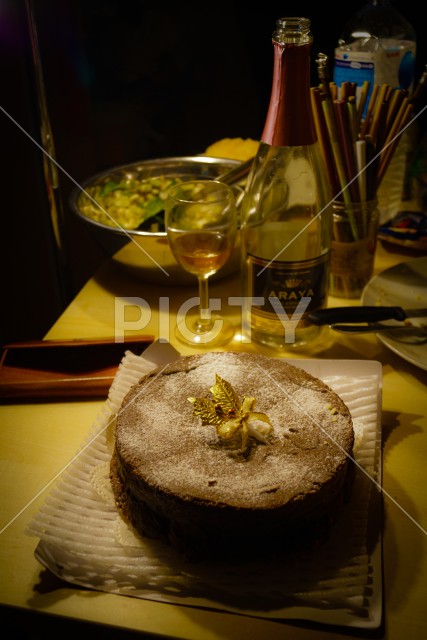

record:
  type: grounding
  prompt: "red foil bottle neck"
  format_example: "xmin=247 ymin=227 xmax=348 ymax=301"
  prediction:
xmin=261 ymin=41 xmax=317 ymax=147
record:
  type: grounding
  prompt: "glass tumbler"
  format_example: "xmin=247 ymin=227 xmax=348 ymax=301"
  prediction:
xmin=329 ymin=199 xmax=379 ymax=299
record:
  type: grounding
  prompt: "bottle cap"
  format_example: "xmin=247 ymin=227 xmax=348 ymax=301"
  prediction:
xmin=273 ymin=17 xmax=312 ymax=45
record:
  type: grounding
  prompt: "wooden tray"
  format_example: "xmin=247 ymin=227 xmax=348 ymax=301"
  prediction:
xmin=0 ymin=336 xmax=154 ymax=401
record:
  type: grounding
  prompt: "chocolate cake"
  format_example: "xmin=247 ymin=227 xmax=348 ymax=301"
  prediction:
xmin=110 ymin=352 xmax=354 ymax=557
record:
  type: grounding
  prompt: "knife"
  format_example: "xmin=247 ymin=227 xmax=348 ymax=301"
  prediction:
xmin=308 ymin=306 xmax=427 ymax=325
xmin=331 ymin=323 xmax=427 ymax=337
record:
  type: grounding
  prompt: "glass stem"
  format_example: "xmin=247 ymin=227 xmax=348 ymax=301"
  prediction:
xmin=196 ymin=276 xmax=213 ymax=332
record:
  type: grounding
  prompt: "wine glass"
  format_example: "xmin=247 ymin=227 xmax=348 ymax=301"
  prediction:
xmin=165 ymin=180 xmax=238 ymax=346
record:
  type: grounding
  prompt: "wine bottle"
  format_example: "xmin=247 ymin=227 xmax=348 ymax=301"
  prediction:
xmin=240 ymin=17 xmax=332 ymax=350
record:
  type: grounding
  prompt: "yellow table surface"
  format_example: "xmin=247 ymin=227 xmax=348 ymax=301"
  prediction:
xmin=1 ymin=241 xmax=426 ymax=639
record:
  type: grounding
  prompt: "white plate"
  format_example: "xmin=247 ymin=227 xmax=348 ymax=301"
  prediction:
xmin=362 ymin=256 xmax=427 ymax=371
xmin=27 ymin=344 xmax=383 ymax=630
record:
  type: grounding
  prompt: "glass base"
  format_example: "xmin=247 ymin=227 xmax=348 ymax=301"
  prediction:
xmin=174 ymin=313 xmax=235 ymax=347
xmin=244 ymin=321 xmax=329 ymax=353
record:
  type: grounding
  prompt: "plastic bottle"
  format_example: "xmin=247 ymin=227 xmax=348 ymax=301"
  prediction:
xmin=333 ymin=1 xmax=417 ymax=222
xmin=240 ymin=17 xmax=332 ymax=350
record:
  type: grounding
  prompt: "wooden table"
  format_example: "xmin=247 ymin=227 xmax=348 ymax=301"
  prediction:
xmin=1 ymin=240 xmax=426 ymax=639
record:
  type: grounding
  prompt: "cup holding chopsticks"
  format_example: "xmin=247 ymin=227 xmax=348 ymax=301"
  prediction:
xmin=329 ymin=198 xmax=379 ymax=299
xmin=311 ymin=79 xmax=380 ymax=298
xmin=312 ymin=56 xmax=427 ymax=299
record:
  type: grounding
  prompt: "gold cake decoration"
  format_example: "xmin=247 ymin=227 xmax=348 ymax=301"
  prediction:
xmin=188 ymin=374 xmax=273 ymax=455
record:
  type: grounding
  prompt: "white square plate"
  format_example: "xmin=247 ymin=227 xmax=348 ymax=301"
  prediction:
xmin=27 ymin=346 xmax=383 ymax=630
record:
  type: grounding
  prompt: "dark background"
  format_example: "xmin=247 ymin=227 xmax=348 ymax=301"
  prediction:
xmin=2 ymin=0 xmax=426 ymax=344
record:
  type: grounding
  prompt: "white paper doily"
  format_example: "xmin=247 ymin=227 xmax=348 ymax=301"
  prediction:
xmin=27 ymin=343 xmax=383 ymax=629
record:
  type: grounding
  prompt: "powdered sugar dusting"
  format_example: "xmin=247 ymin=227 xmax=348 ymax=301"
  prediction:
xmin=116 ymin=352 xmax=353 ymax=509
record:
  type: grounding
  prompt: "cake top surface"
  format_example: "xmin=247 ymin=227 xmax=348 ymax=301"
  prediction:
xmin=115 ymin=351 xmax=354 ymax=509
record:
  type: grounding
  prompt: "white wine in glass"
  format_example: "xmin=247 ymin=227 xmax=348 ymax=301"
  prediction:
xmin=165 ymin=180 xmax=238 ymax=346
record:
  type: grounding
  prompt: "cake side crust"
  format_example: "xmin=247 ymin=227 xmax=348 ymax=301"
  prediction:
xmin=110 ymin=352 xmax=355 ymax=554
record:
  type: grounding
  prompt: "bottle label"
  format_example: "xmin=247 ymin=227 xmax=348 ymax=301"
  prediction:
xmin=247 ymin=253 xmax=329 ymax=322
xmin=334 ymin=52 xmax=375 ymax=93
xmin=334 ymin=44 xmax=416 ymax=117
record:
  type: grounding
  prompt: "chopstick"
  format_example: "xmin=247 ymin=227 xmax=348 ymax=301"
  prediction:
xmin=313 ymin=54 xmax=427 ymax=207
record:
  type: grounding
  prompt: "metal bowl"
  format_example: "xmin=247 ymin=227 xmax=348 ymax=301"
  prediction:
xmin=70 ymin=156 xmax=243 ymax=285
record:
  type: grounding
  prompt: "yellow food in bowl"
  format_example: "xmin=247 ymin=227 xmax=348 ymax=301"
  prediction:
xmin=204 ymin=138 xmax=259 ymax=161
